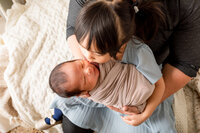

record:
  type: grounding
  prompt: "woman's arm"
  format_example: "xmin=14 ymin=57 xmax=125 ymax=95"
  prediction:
xmin=67 ymin=35 xmax=85 ymax=59
xmin=107 ymin=41 xmax=166 ymax=120
xmin=66 ymin=0 xmax=84 ymax=38
xmin=66 ymin=0 xmax=85 ymax=59
xmin=161 ymin=64 xmax=191 ymax=101
xmin=66 ymin=0 xmax=86 ymax=59
xmin=109 ymin=63 xmax=192 ymax=115
xmin=120 ymin=77 xmax=165 ymax=126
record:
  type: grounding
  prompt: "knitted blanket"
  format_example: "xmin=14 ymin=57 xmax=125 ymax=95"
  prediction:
xmin=2 ymin=0 xmax=73 ymax=132
xmin=89 ymin=60 xmax=155 ymax=112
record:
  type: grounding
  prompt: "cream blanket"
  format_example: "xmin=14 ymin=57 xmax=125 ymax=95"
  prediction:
xmin=89 ymin=60 xmax=155 ymax=112
xmin=1 ymin=0 xmax=73 ymax=132
xmin=173 ymin=70 xmax=200 ymax=133
xmin=0 ymin=44 xmax=21 ymax=132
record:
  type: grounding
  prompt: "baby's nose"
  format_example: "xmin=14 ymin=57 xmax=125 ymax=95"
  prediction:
xmin=85 ymin=67 xmax=92 ymax=75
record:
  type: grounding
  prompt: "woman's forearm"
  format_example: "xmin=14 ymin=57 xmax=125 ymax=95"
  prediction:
xmin=67 ymin=35 xmax=85 ymax=59
xmin=119 ymin=77 xmax=165 ymax=126
xmin=161 ymin=64 xmax=191 ymax=102
xmin=143 ymin=77 xmax=165 ymax=117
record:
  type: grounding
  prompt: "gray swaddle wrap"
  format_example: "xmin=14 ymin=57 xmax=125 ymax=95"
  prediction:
xmin=89 ymin=60 xmax=155 ymax=112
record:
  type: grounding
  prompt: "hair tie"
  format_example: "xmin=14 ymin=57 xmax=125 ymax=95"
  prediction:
xmin=132 ymin=1 xmax=139 ymax=13
xmin=133 ymin=6 xmax=139 ymax=13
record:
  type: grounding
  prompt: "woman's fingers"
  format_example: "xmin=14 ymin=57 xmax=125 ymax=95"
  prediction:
xmin=107 ymin=105 xmax=140 ymax=115
xmin=122 ymin=117 xmax=140 ymax=126
xmin=121 ymin=114 xmax=143 ymax=126
xmin=107 ymin=106 xmax=125 ymax=114
xmin=122 ymin=106 xmax=140 ymax=114
xmin=107 ymin=105 xmax=145 ymax=126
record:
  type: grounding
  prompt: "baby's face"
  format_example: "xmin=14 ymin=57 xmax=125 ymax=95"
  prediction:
xmin=62 ymin=59 xmax=100 ymax=95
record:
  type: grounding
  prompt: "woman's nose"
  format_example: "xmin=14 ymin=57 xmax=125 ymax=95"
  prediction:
xmin=85 ymin=52 xmax=94 ymax=62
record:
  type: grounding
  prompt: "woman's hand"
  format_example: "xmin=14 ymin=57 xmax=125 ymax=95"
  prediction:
xmin=107 ymin=105 xmax=140 ymax=115
xmin=121 ymin=111 xmax=149 ymax=126
xmin=107 ymin=77 xmax=165 ymax=126
xmin=107 ymin=105 xmax=149 ymax=126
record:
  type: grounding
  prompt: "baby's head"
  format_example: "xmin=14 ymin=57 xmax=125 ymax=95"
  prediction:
xmin=49 ymin=59 xmax=100 ymax=98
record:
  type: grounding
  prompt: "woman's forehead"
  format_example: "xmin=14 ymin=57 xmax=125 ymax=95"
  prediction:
xmin=80 ymin=41 xmax=103 ymax=56
xmin=80 ymin=34 xmax=99 ymax=49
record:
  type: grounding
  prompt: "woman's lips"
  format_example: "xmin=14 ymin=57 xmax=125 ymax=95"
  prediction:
xmin=90 ymin=62 xmax=99 ymax=69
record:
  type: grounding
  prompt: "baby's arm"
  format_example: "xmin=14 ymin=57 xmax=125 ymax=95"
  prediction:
xmin=122 ymin=77 xmax=165 ymax=126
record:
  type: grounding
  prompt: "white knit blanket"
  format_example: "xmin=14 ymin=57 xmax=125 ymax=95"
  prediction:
xmin=2 ymin=0 xmax=73 ymax=132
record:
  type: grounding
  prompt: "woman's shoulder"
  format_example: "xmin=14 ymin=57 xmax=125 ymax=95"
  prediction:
xmin=161 ymin=0 xmax=199 ymax=27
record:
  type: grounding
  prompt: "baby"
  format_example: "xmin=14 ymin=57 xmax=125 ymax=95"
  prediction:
xmin=49 ymin=59 xmax=155 ymax=113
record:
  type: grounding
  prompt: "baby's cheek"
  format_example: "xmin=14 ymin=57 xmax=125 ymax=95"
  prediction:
xmin=88 ymin=77 xmax=97 ymax=89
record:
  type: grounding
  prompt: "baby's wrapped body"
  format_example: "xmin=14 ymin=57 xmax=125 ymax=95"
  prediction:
xmin=89 ymin=60 xmax=155 ymax=113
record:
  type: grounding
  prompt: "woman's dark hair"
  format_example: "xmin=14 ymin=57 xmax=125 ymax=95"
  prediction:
xmin=135 ymin=0 xmax=165 ymax=42
xmin=75 ymin=0 xmax=165 ymax=59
